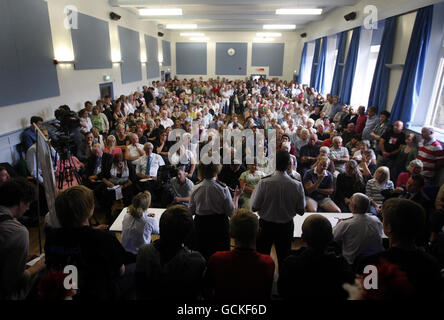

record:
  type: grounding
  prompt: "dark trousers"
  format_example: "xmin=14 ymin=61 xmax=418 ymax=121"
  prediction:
xmin=257 ymin=219 xmax=294 ymax=267
xmin=194 ymin=214 xmax=230 ymax=261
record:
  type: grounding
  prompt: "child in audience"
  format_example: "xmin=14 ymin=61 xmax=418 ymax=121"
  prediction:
xmin=121 ymin=192 xmax=159 ymax=263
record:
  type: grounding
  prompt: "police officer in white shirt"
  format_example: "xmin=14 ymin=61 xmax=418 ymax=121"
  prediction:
xmin=189 ymin=162 xmax=243 ymax=260
xmin=251 ymin=149 xmax=306 ymax=265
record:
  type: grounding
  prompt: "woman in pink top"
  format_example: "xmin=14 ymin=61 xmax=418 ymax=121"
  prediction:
xmin=104 ymin=135 xmax=123 ymax=157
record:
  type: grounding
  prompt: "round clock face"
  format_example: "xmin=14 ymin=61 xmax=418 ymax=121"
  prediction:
xmin=227 ymin=48 xmax=236 ymax=56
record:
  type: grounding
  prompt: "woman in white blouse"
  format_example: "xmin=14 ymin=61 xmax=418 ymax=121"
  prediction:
xmin=121 ymin=191 xmax=159 ymax=262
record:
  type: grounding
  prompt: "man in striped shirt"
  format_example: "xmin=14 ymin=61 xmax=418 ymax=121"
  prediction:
xmin=417 ymin=127 xmax=444 ymax=183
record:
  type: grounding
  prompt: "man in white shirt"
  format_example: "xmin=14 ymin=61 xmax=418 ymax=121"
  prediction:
xmin=159 ymin=110 xmax=174 ymax=129
xmin=125 ymin=133 xmax=145 ymax=164
xmin=134 ymin=142 xmax=165 ymax=179
xmin=333 ymin=193 xmax=384 ymax=265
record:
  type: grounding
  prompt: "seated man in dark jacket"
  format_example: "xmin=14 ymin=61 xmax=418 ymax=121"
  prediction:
xmin=278 ymin=214 xmax=354 ymax=299
xmin=82 ymin=144 xmax=113 ymax=191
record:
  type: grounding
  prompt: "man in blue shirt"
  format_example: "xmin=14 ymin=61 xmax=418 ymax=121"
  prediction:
xmin=303 ymin=157 xmax=341 ymax=213
xmin=22 ymin=116 xmax=43 ymax=152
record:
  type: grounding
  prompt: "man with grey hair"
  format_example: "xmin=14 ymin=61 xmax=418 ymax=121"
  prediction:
xmin=125 ymin=133 xmax=145 ymax=164
xmin=329 ymin=136 xmax=349 ymax=174
xmin=333 ymin=193 xmax=384 ymax=265
xmin=133 ymin=142 xmax=165 ymax=180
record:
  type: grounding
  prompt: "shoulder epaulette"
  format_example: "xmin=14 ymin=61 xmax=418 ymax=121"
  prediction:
xmin=216 ymin=180 xmax=227 ymax=188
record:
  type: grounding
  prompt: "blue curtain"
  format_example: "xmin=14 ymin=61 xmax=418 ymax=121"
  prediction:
xmin=368 ymin=17 xmax=397 ymax=113
xmin=340 ymin=27 xmax=361 ymax=105
xmin=315 ymin=37 xmax=328 ymax=93
xmin=391 ymin=6 xmax=433 ymax=126
xmin=330 ymin=31 xmax=347 ymax=96
xmin=310 ymin=39 xmax=321 ymax=88
xmin=297 ymin=42 xmax=307 ymax=84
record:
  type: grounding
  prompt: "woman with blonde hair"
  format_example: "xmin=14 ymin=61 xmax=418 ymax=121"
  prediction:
xmin=365 ymin=166 xmax=394 ymax=215
xmin=121 ymin=191 xmax=159 ymax=261
xmin=104 ymin=135 xmax=123 ymax=157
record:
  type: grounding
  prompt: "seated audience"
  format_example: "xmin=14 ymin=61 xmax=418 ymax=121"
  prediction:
xmin=304 ymin=157 xmax=341 ymax=213
xmin=365 ymin=166 xmax=394 ymax=215
xmin=104 ymin=135 xmax=123 ymax=157
xmin=125 ymin=133 xmax=145 ymax=164
xmin=394 ymin=159 xmax=423 ymax=192
xmin=298 ymin=134 xmax=320 ymax=177
xmin=101 ymin=153 xmax=137 ymax=222
xmin=311 ymin=146 xmax=335 ymax=174
xmin=204 ymin=209 xmax=275 ymax=300
xmin=329 ymin=136 xmax=349 ymax=174
xmin=170 ymin=166 xmax=194 ymax=206
xmin=278 ymin=214 xmax=354 ymax=299
xmin=121 ymin=191 xmax=159 ymax=263
xmin=334 ymin=160 xmax=366 ymax=212
xmin=77 ymin=131 xmax=94 ymax=163
xmin=333 ymin=193 xmax=384 ymax=265
xmin=135 ymin=205 xmax=206 ymax=300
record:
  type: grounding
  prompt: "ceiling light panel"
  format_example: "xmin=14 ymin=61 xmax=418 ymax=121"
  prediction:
xmin=139 ymin=8 xmax=182 ymax=16
xmin=276 ymin=8 xmax=323 ymax=15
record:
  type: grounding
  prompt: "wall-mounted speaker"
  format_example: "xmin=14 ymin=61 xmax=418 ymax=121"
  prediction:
xmin=300 ymin=33 xmax=307 ymax=38
xmin=110 ymin=12 xmax=121 ymax=21
xmin=344 ymin=12 xmax=357 ymax=21
xmin=158 ymin=32 xmax=164 ymax=37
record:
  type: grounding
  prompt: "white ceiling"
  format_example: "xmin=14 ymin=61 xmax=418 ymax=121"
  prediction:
xmin=109 ymin=0 xmax=361 ymax=31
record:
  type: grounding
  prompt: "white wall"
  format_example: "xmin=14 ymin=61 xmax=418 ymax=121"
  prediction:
xmin=0 ymin=0 xmax=170 ymax=136
xmin=169 ymin=31 xmax=299 ymax=82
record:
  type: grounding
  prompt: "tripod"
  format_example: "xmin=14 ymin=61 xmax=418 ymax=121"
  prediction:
xmin=57 ymin=149 xmax=82 ymax=190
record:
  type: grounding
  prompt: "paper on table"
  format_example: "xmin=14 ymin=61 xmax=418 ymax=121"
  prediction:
xmin=26 ymin=253 xmax=45 ymax=267
xmin=327 ymin=217 xmax=340 ymax=228
xmin=115 ymin=185 xmax=123 ymax=200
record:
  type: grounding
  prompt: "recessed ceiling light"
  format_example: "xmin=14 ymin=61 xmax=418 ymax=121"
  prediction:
xmin=139 ymin=8 xmax=182 ymax=16
xmin=263 ymin=24 xmax=296 ymax=30
xmin=189 ymin=37 xmax=209 ymax=41
xmin=180 ymin=32 xmax=205 ymax=37
xmin=276 ymin=8 xmax=323 ymax=15
xmin=256 ymin=32 xmax=282 ymax=37
xmin=166 ymin=24 xmax=197 ymax=29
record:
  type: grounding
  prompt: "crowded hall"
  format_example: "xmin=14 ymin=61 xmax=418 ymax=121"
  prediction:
xmin=1 ymin=0 xmax=444 ymax=304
